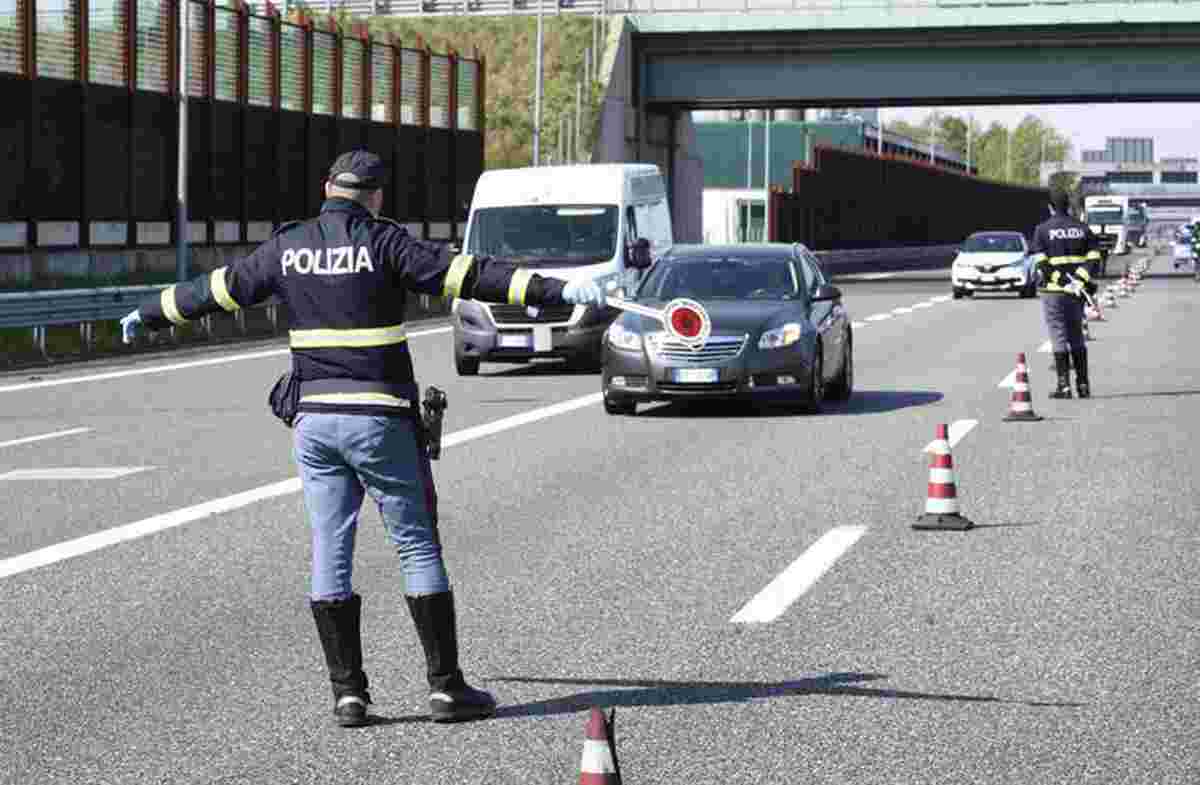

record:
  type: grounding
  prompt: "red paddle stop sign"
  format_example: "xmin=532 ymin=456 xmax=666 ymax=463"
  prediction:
xmin=670 ymin=306 xmax=704 ymax=339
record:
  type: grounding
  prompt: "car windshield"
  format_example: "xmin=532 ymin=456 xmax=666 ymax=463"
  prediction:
xmin=1086 ymin=209 xmax=1124 ymax=224
xmin=638 ymin=257 xmax=799 ymax=301
xmin=962 ymin=235 xmax=1024 ymax=253
xmin=467 ymin=205 xmax=618 ymax=263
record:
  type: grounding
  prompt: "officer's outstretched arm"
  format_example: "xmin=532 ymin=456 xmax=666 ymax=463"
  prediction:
xmin=135 ymin=241 xmax=280 ymax=331
xmin=378 ymin=227 xmax=568 ymax=308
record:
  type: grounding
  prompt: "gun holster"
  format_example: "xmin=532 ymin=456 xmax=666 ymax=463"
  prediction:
xmin=420 ymin=386 xmax=448 ymax=460
xmin=268 ymin=371 xmax=301 ymax=427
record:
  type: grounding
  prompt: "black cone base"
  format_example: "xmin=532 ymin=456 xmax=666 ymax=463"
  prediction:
xmin=1003 ymin=411 xmax=1043 ymax=422
xmin=913 ymin=513 xmax=975 ymax=531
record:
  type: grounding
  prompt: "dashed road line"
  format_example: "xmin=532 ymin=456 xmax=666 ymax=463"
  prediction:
xmin=0 ymin=467 xmax=153 ymax=481
xmin=892 ymin=307 xmax=914 ymax=315
xmin=0 ymin=390 xmax=601 ymax=580
xmin=0 ymin=427 xmax=91 ymax=449
xmin=923 ymin=419 xmax=979 ymax=453
xmin=865 ymin=313 xmax=893 ymax=322
xmin=730 ymin=525 xmax=868 ymax=624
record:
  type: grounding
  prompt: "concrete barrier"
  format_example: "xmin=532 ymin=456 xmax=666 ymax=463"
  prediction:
xmin=814 ymin=244 xmax=959 ymax=277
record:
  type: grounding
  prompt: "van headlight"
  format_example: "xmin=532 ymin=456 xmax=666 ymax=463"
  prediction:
xmin=607 ymin=323 xmax=643 ymax=351
xmin=758 ymin=323 xmax=804 ymax=350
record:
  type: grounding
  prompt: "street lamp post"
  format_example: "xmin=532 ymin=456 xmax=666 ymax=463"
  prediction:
xmin=176 ymin=0 xmax=190 ymax=282
xmin=532 ymin=0 xmax=545 ymax=165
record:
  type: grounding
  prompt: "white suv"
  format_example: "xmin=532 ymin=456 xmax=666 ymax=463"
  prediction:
xmin=951 ymin=231 xmax=1038 ymax=299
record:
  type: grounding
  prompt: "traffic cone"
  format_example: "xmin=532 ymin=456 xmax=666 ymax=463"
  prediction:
xmin=1003 ymin=354 xmax=1043 ymax=422
xmin=913 ymin=424 xmax=974 ymax=531
xmin=579 ymin=708 xmax=622 ymax=785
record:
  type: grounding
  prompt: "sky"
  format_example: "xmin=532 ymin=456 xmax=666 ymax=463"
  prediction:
xmin=885 ymin=103 xmax=1200 ymax=161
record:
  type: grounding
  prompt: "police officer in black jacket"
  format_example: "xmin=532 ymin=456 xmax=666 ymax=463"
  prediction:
xmin=119 ymin=151 xmax=607 ymax=727
xmin=1029 ymin=188 xmax=1102 ymax=399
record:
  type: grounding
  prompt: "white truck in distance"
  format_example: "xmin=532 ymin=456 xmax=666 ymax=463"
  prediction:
xmin=1083 ymin=195 xmax=1148 ymax=276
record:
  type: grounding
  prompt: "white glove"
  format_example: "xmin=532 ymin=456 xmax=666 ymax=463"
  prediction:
xmin=562 ymin=273 xmax=606 ymax=307
xmin=1065 ymin=279 xmax=1085 ymax=297
xmin=120 ymin=309 xmax=143 ymax=344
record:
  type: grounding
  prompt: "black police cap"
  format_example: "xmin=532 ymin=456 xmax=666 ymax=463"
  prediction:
xmin=328 ymin=150 xmax=388 ymax=191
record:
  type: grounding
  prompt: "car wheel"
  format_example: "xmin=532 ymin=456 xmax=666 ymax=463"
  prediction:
xmin=804 ymin=344 xmax=825 ymax=414
xmin=826 ymin=333 xmax=853 ymax=401
xmin=1020 ymin=280 xmax=1036 ymax=299
xmin=952 ymin=288 xmax=964 ymax=299
xmin=603 ymin=393 xmax=636 ymax=416
xmin=455 ymin=352 xmax=480 ymax=376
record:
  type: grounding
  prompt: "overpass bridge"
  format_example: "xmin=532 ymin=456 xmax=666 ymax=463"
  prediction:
xmin=585 ymin=1 xmax=1200 ymax=241
xmin=1103 ymin=184 xmax=1200 ymax=214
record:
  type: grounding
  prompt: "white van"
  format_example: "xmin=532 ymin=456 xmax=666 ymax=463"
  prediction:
xmin=452 ymin=163 xmax=673 ymax=375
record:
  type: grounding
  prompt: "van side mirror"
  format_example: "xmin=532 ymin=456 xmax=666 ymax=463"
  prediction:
xmin=626 ymin=238 xmax=653 ymax=270
xmin=812 ymin=284 xmax=842 ymax=302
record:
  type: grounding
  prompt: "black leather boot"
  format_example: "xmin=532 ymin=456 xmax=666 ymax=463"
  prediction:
xmin=311 ymin=594 xmax=371 ymax=727
xmin=1071 ymin=347 xmax=1090 ymax=399
xmin=1050 ymin=352 xmax=1073 ymax=399
xmin=405 ymin=592 xmax=497 ymax=723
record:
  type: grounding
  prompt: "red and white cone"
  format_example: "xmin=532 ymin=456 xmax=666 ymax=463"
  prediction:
xmin=1003 ymin=353 xmax=1043 ymax=422
xmin=914 ymin=424 xmax=974 ymax=531
xmin=579 ymin=708 xmax=622 ymax=785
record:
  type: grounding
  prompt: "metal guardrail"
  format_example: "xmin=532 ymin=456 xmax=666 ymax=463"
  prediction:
xmin=814 ymin=244 xmax=959 ymax=276
xmin=0 ymin=284 xmax=285 ymax=358
xmin=0 ymin=285 xmax=168 ymax=331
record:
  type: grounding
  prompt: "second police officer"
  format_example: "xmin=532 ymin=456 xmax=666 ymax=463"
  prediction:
xmin=1029 ymin=187 xmax=1103 ymax=399
xmin=118 ymin=151 xmax=609 ymax=728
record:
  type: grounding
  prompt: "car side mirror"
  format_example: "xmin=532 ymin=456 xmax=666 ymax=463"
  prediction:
xmin=626 ymin=237 xmax=653 ymax=270
xmin=812 ymin=284 xmax=842 ymax=302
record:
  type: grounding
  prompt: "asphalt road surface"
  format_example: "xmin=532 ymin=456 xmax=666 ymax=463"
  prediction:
xmin=1 ymin=250 xmax=1196 ymax=785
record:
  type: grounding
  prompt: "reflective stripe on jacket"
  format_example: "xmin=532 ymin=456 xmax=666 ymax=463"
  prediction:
xmin=138 ymin=199 xmax=567 ymax=416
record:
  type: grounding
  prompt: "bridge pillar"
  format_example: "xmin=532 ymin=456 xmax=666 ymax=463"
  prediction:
xmin=592 ymin=17 xmax=703 ymax=243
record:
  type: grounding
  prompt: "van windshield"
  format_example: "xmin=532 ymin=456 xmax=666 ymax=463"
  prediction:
xmin=467 ymin=205 xmax=619 ymax=265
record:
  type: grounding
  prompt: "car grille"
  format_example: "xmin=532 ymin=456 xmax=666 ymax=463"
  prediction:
xmin=648 ymin=334 xmax=747 ymax=364
xmin=658 ymin=382 xmax=740 ymax=393
xmin=487 ymin=304 xmax=577 ymax=324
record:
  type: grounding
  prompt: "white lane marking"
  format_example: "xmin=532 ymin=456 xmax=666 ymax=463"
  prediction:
xmin=922 ymin=419 xmax=979 ymax=453
xmin=440 ymin=393 xmax=602 ymax=450
xmin=892 ymin=307 xmax=914 ymax=315
xmin=998 ymin=369 xmax=1017 ymax=389
xmin=856 ymin=273 xmax=896 ymax=280
xmin=912 ymin=302 xmax=934 ymax=309
xmin=1038 ymin=340 xmax=1052 ymax=353
xmin=0 ymin=427 xmax=91 ymax=449
xmin=0 ymin=326 xmax=453 ymax=395
xmin=864 ymin=313 xmax=893 ymax=322
xmin=730 ymin=525 xmax=868 ymax=624
xmin=0 ymin=467 xmax=152 ymax=480
xmin=931 ymin=295 xmax=953 ymax=303
xmin=851 ymin=321 xmax=867 ymax=329
xmin=0 ymin=391 xmax=602 ymax=580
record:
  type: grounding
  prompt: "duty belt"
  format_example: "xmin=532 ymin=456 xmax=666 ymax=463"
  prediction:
xmin=298 ymin=379 xmax=416 ymax=409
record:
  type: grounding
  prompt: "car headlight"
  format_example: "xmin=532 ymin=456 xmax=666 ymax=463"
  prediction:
xmin=758 ymin=323 xmax=804 ymax=350
xmin=607 ymin=323 xmax=643 ymax=352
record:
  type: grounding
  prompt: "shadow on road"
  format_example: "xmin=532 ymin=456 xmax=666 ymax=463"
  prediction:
xmin=466 ymin=673 xmax=1084 ymax=720
xmin=636 ymin=390 xmax=943 ymax=419
xmin=481 ymin=361 xmax=598 ymax=378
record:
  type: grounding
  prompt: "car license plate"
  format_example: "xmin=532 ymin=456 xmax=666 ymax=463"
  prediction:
xmin=981 ymin=274 xmax=996 ymax=283
xmin=533 ymin=325 xmax=552 ymax=352
xmin=672 ymin=367 xmax=718 ymax=383
xmin=499 ymin=333 xmax=531 ymax=349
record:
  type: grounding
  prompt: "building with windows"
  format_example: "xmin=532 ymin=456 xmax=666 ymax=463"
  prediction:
xmin=1040 ymin=136 xmax=1198 ymax=192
